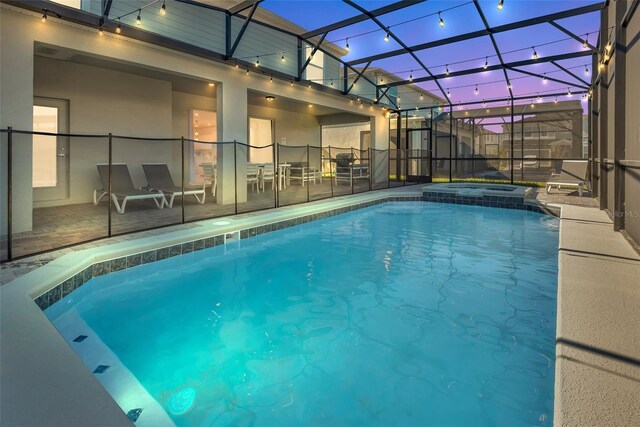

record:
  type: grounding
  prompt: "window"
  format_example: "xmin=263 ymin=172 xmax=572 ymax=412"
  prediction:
xmin=305 ymin=46 xmax=324 ymax=84
xmin=249 ymin=118 xmax=273 ymax=163
xmin=189 ymin=109 xmax=217 ymax=184
xmin=32 ymin=106 xmax=58 ymax=187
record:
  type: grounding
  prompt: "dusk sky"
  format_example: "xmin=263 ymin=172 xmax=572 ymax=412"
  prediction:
xmin=263 ymin=0 xmax=602 ymax=109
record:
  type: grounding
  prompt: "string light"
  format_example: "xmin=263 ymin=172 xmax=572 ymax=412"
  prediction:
xmin=445 ymin=65 xmax=450 ymax=76
xmin=41 ymin=10 xmax=48 ymax=23
xmin=532 ymin=46 xmax=538 ymax=60
xmin=498 ymin=0 xmax=504 ymax=10
xmin=270 ymin=76 xmax=273 ymax=83
xmin=246 ymin=69 xmax=250 ymax=75
xmin=474 ymin=84 xmax=479 ymax=95
xmin=530 ymin=100 xmax=535 ymax=108
xmin=160 ymin=1 xmax=166 ymax=16
xmin=116 ymin=20 xmax=122 ymax=34
xmin=136 ymin=9 xmax=142 ymax=26
xmin=330 ymin=79 xmax=334 ymax=86
xmin=537 ymin=93 xmax=542 ymax=102
xmin=484 ymin=57 xmax=488 ymax=70
xmin=554 ymin=97 xmax=558 ymax=103
xmin=281 ymin=52 xmax=285 ymax=62
xmin=567 ymin=87 xmax=572 ymax=97
xmin=583 ymin=35 xmax=588 ymax=48
xmin=98 ymin=26 xmax=104 ymax=36
xmin=345 ymin=38 xmax=350 ymax=52
xmin=420 ymin=94 xmax=424 ymax=100
xmin=255 ymin=57 xmax=260 ymax=67
xmin=447 ymin=88 xmax=451 ymax=97
xmin=585 ymin=65 xmax=590 ymax=76
xmin=384 ymin=30 xmax=390 ymax=42
xmin=409 ymin=72 xmax=413 ymax=82
xmin=438 ymin=12 xmax=445 ymax=27
xmin=542 ymin=73 xmax=547 ymax=84
xmin=290 ymin=81 xmax=293 ymax=86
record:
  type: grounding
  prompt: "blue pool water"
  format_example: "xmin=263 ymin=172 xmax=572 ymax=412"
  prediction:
xmin=47 ymin=202 xmax=559 ymax=426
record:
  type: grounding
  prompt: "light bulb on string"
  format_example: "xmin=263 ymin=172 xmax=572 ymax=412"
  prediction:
xmin=532 ymin=46 xmax=538 ymax=60
xmin=498 ymin=0 xmax=504 ymax=10
xmin=409 ymin=72 xmax=413 ymax=82
xmin=136 ymin=10 xmax=142 ymax=26
xmin=585 ymin=65 xmax=590 ymax=76
xmin=484 ymin=57 xmax=488 ymax=70
xmin=41 ymin=10 xmax=48 ymax=23
xmin=583 ymin=35 xmax=589 ymax=48
xmin=98 ymin=26 xmax=104 ymax=36
xmin=281 ymin=52 xmax=285 ymax=62
xmin=345 ymin=38 xmax=350 ymax=52
xmin=160 ymin=1 xmax=166 ymax=16
xmin=116 ymin=19 xmax=122 ymax=34
xmin=255 ymin=57 xmax=260 ymax=67
xmin=384 ymin=30 xmax=390 ymax=42
xmin=438 ymin=12 xmax=445 ymax=27
xmin=445 ymin=65 xmax=450 ymax=76
xmin=567 ymin=87 xmax=572 ymax=97
xmin=474 ymin=84 xmax=479 ymax=95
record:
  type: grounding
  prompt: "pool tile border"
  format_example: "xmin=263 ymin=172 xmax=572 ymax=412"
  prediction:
xmin=422 ymin=190 xmax=547 ymax=213
xmin=34 ymin=193 xmax=553 ymax=310
xmin=33 ymin=196 xmax=423 ymax=310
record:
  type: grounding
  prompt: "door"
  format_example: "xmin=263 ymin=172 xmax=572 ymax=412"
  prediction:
xmin=248 ymin=117 xmax=274 ymax=163
xmin=33 ymin=97 xmax=69 ymax=202
xmin=406 ymin=127 xmax=432 ymax=182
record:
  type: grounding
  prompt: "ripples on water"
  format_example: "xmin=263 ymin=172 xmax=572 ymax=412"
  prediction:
xmin=48 ymin=202 xmax=559 ymax=426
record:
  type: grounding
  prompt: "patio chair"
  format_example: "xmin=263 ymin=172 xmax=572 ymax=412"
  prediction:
xmin=546 ymin=160 xmax=591 ymax=197
xmin=201 ymin=163 xmax=217 ymax=196
xmin=142 ymin=163 xmax=206 ymax=208
xmin=93 ymin=164 xmax=165 ymax=214
xmin=289 ymin=162 xmax=320 ymax=186
xmin=260 ymin=163 xmax=275 ymax=192
xmin=334 ymin=153 xmax=369 ymax=185
xmin=247 ymin=163 xmax=260 ymax=192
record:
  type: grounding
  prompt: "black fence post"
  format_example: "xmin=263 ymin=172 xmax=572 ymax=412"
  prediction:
xmin=368 ymin=147 xmax=372 ymax=191
xmin=273 ymin=142 xmax=278 ymax=208
xmin=306 ymin=144 xmax=310 ymax=203
xmin=181 ymin=137 xmax=185 ymax=224
xmin=108 ymin=132 xmax=112 ymax=238
xmin=7 ymin=127 xmax=13 ymax=261
xmin=233 ymin=140 xmax=238 ymax=215
xmin=350 ymin=146 xmax=355 ymax=194
xmin=328 ymin=145 xmax=334 ymax=198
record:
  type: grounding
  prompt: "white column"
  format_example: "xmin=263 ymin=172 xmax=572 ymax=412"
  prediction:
xmin=0 ymin=12 xmax=35 ymax=233
xmin=370 ymin=114 xmax=390 ymax=185
xmin=216 ymin=79 xmax=247 ymax=205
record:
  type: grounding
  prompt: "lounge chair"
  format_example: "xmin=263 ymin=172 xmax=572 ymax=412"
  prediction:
xmin=546 ymin=160 xmax=591 ymax=196
xmin=94 ymin=164 xmax=165 ymax=214
xmin=334 ymin=153 xmax=369 ymax=185
xmin=247 ymin=163 xmax=260 ymax=192
xmin=260 ymin=163 xmax=275 ymax=192
xmin=201 ymin=163 xmax=217 ymax=196
xmin=142 ymin=163 xmax=206 ymax=208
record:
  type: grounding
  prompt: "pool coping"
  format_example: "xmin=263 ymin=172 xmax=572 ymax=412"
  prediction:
xmin=553 ymin=205 xmax=640 ymax=426
xmin=3 ymin=188 xmax=633 ymax=426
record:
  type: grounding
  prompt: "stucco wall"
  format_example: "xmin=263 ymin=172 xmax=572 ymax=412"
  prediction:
xmin=0 ymin=5 xmax=388 ymax=232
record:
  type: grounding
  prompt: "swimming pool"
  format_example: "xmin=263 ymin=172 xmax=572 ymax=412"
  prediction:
xmin=46 ymin=202 xmax=559 ymax=426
